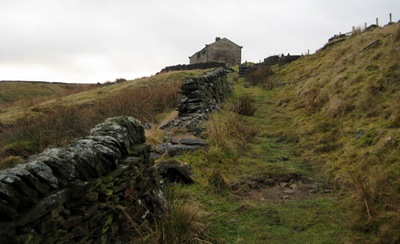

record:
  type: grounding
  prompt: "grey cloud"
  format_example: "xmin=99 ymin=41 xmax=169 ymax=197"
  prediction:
xmin=0 ymin=0 xmax=399 ymax=83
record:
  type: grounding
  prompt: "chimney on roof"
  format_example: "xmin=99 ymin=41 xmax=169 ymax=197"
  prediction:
xmin=215 ymin=37 xmax=221 ymax=42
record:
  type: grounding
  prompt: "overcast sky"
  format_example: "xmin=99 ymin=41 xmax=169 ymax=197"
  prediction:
xmin=0 ymin=0 xmax=399 ymax=83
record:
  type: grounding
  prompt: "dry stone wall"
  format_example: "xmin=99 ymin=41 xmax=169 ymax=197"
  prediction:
xmin=0 ymin=116 xmax=164 ymax=243
xmin=154 ymin=68 xmax=231 ymax=158
xmin=159 ymin=67 xmax=231 ymax=137
xmin=159 ymin=62 xmax=225 ymax=73
xmin=177 ymin=68 xmax=231 ymax=117
xmin=0 ymin=68 xmax=232 ymax=243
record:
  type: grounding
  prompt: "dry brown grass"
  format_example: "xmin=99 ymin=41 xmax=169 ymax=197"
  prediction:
xmin=95 ymin=81 xmax=182 ymax=123
xmin=208 ymin=169 xmax=230 ymax=194
xmin=270 ymin=23 xmax=400 ymax=242
xmin=145 ymin=127 xmax=165 ymax=147
xmin=352 ymin=26 xmax=364 ymax=36
xmin=345 ymin=164 xmax=400 ymax=242
xmin=232 ymin=94 xmax=257 ymax=116
xmin=128 ymin=190 xmax=210 ymax=244
xmin=323 ymin=94 xmax=354 ymax=118
xmin=245 ymin=66 xmax=273 ymax=86
xmin=300 ymin=88 xmax=329 ymax=113
xmin=0 ymin=80 xmax=182 ymax=163
xmin=205 ymin=110 xmax=259 ymax=154
xmin=395 ymin=24 xmax=400 ymax=42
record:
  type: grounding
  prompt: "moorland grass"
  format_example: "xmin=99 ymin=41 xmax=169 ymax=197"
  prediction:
xmin=269 ymin=23 xmax=400 ymax=242
xmin=0 ymin=70 xmax=203 ymax=165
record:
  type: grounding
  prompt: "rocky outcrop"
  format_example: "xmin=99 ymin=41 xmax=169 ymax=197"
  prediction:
xmin=0 ymin=116 xmax=164 ymax=243
xmin=153 ymin=160 xmax=194 ymax=184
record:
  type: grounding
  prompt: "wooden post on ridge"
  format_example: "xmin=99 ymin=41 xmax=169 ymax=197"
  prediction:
xmin=376 ymin=18 xmax=379 ymax=26
xmin=390 ymin=13 xmax=392 ymax=23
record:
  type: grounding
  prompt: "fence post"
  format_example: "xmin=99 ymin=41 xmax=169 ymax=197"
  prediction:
xmin=376 ymin=18 xmax=379 ymax=26
xmin=390 ymin=13 xmax=392 ymax=23
xmin=365 ymin=22 xmax=367 ymax=29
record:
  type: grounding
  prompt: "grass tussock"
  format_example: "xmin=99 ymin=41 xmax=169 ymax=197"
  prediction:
xmin=299 ymin=88 xmax=328 ymax=113
xmin=346 ymin=165 xmax=400 ymax=242
xmin=205 ymin=110 xmax=259 ymax=154
xmin=147 ymin=201 xmax=209 ymax=244
xmin=0 ymin=156 xmax=24 ymax=170
xmin=145 ymin=127 xmax=165 ymax=147
xmin=208 ymin=169 xmax=230 ymax=195
xmin=323 ymin=94 xmax=354 ymax=118
xmin=232 ymin=94 xmax=256 ymax=116
xmin=129 ymin=190 xmax=210 ymax=244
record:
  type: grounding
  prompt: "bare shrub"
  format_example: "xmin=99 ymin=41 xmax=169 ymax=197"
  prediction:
xmin=115 ymin=78 xmax=127 ymax=83
xmin=233 ymin=94 xmax=257 ymax=116
xmin=245 ymin=66 xmax=273 ymax=85
xmin=9 ymin=104 xmax=94 ymax=153
xmin=95 ymin=81 xmax=182 ymax=123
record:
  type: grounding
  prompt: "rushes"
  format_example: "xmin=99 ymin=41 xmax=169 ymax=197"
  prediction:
xmin=127 ymin=189 xmax=210 ymax=244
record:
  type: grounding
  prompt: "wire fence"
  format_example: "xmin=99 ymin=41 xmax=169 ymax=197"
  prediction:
xmin=336 ymin=12 xmax=400 ymax=36
xmin=276 ymin=27 xmax=395 ymax=86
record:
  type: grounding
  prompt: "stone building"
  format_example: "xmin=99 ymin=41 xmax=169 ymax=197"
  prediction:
xmin=189 ymin=37 xmax=242 ymax=67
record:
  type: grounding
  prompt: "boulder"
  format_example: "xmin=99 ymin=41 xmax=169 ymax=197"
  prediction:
xmin=153 ymin=160 xmax=194 ymax=184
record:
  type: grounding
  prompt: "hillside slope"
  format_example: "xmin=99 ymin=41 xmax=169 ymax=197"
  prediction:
xmin=0 ymin=70 xmax=202 ymax=124
xmin=270 ymin=23 xmax=400 ymax=241
xmin=0 ymin=70 xmax=203 ymax=168
xmin=0 ymin=82 xmax=95 ymax=122
xmin=0 ymin=81 xmax=93 ymax=104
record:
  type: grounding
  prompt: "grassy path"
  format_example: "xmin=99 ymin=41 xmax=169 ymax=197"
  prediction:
xmin=175 ymin=80 xmax=354 ymax=243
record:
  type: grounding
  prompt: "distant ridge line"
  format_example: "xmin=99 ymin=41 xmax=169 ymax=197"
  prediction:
xmin=1 ymin=80 xmax=58 ymax=83
xmin=0 ymin=80 xmax=83 ymax=85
